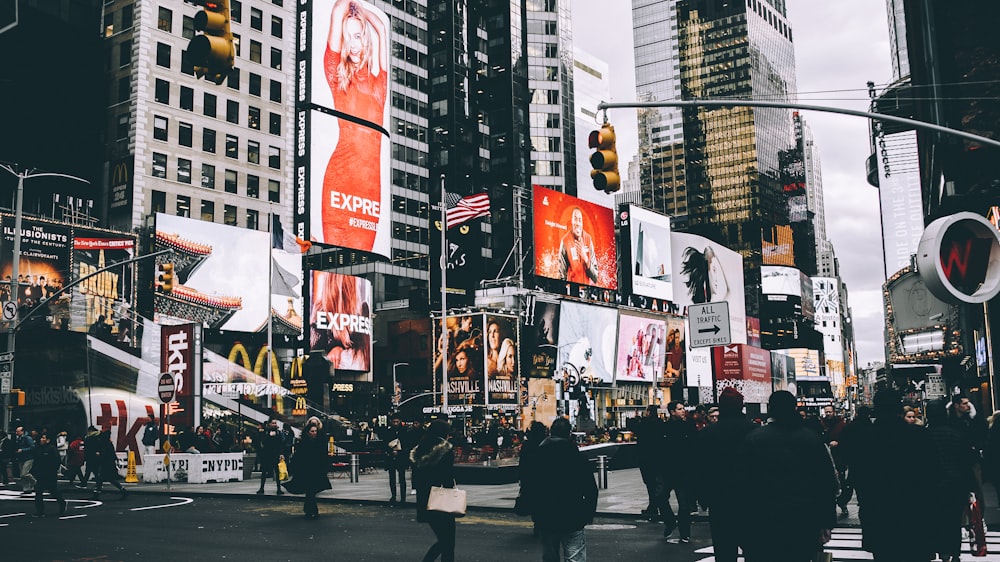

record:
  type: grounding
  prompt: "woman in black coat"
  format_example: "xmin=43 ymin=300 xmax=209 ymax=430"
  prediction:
xmin=926 ymin=399 xmax=976 ymax=562
xmin=410 ymin=420 xmax=457 ymax=562
xmin=292 ymin=421 xmax=332 ymax=519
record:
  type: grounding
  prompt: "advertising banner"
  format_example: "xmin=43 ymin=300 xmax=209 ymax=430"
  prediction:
xmin=771 ymin=351 xmax=797 ymax=394
xmin=429 ymin=218 xmax=483 ymax=308
xmin=72 ymin=234 xmax=135 ymax=338
xmin=533 ymin=186 xmax=617 ymax=290
xmin=619 ymin=205 xmax=673 ymax=301
xmin=614 ymin=312 xmax=666 ymax=383
xmin=0 ymin=216 xmax=70 ymax=308
xmin=107 ymin=157 xmax=133 ymax=228
xmin=308 ymin=271 xmax=373 ymax=373
xmin=712 ymin=344 xmax=772 ymax=404
xmin=160 ymin=323 xmax=198 ymax=434
xmin=485 ymin=314 xmax=519 ymax=409
xmin=433 ymin=313 xmax=485 ymax=406
xmin=556 ymin=302 xmax=617 ymax=386
xmin=521 ymin=299 xmax=560 ymax=378
xmin=663 ymin=315 xmax=686 ymax=387
xmin=671 ymin=232 xmax=747 ymax=344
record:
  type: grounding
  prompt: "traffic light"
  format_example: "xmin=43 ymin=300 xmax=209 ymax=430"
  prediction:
xmin=159 ymin=263 xmax=175 ymax=294
xmin=588 ymin=123 xmax=620 ymax=193
xmin=187 ymin=0 xmax=235 ymax=85
xmin=12 ymin=388 xmax=25 ymax=406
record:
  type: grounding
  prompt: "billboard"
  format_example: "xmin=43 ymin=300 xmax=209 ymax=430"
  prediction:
xmin=556 ymin=302 xmax=617 ymax=386
xmin=430 ymin=219 xmax=483 ymax=308
xmin=485 ymin=314 xmax=519 ymax=409
xmin=619 ymin=205 xmax=673 ymax=301
xmin=771 ymin=351 xmax=796 ymax=394
xmin=296 ymin=0 xmax=392 ymax=258
xmin=160 ymin=323 xmax=199 ymax=434
xmin=521 ymin=299 xmax=560 ymax=378
xmin=671 ymin=232 xmax=747 ymax=344
xmin=433 ymin=313 xmax=485 ymax=407
xmin=533 ymin=186 xmax=617 ymax=290
xmin=712 ymin=344 xmax=772 ymax=405
xmin=308 ymin=271 xmax=373 ymax=373
xmin=615 ymin=312 xmax=666 ymax=383
xmin=663 ymin=315 xmax=686 ymax=387
xmin=0 ymin=216 xmax=70 ymax=308
xmin=72 ymin=234 xmax=135 ymax=338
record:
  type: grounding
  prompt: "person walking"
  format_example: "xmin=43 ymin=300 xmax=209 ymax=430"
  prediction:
xmin=925 ymin=399 xmax=976 ymax=562
xmin=141 ymin=416 xmax=158 ymax=467
xmin=13 ymin=426 xmax=35 ymax=494
xmin=64 ymin=433 xmax=86 ymax=487
xmin=381 ymin=414 xmax=411 ymax=505
xmin=31 ymin=433 xmax=67 ymax=517
xmin=411 ymin=420 xmax=458 ymax=562
xmin=696 ymin=388 xmax=757 ymax=562
xmin=523 ymin=416 xmax=598 ymax=562
xmin=633 ymin=404 xmax=666 ymax=521
xmin=949 ymin=394 xmax=988 ymax=510
xmin=292 ymin=420 xmax=332 ymax=520
xmin=737 ymin=390 xmax=839 ymax=562
xmin=516 ymin=421 xmax=548 ymax=534
xmin=79 ymin=425 xmax=101 ymax=488
xmin=257 ymin=419 xmax=286 ymax=495
xmin=660 ymin=401 xmax=696 ymax=542
xmin=0 ymin=430 xmax=13 ymax=486
xmin=91 ymin=429 xmax=128 ymax=500
xmin=820 ymin=404 xmax=850 ymax=518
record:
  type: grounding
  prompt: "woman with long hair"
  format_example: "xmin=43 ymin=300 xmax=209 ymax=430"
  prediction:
xmin=411 ymin=420 xmax=457 ymax=562
xmin=292 ymin=420 xmax=332 ymax=520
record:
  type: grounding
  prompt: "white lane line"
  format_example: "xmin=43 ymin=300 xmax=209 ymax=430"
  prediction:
xmin=59 ymin=514 xmax=87 ymax=520
xmin=130 ymin=497 xmax=194 ymax=511
xmin=0 ymin=513 xmax=25 ymax=518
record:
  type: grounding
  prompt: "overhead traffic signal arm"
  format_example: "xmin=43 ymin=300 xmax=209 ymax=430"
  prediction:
xmin=589 ymin=123 xmax=620 ymax=193
xmin=188 ymin=0 xmax=235 ymax=85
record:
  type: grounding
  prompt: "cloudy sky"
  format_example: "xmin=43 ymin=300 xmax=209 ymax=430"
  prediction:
xmin=573 ymin=0 xmax=893 ymax=368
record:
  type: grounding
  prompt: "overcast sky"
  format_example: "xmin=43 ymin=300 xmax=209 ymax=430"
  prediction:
xmin=573 ymin=1 xmax=893 ymax=368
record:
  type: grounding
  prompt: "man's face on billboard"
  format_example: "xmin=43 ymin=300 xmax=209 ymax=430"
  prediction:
xmin=571 ymin=209 xmax=584 ymax=239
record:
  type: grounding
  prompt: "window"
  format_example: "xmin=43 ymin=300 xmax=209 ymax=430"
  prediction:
xmin=203 ymin=128 xmax=216 ymax=153
xmin=182 ymin=15 xmax=194 ymax=40
xmin=247 ymin=209 xmax=259 ymax=230
xmin=268 ymin=179 xmax=280 ymax=202
xmin=201 ymin=200 xmax=215 ymax=222
xmin=271 ymin=15 xmax=282 ymax=38
xmin=230 ymin=0 xmax=242 ymax=23
xmin=248 ymin=140 xmax=260 ymax=164
xmin=122 ymin=4 xmax=134 ymax=28
xmin=156 ymin=42 xmax=171 ymax=68
xmin=250 ymin=7 xmax=262 ymax=31
xmin=177 ymin=87 xmax=193 ymax=112
xmin=249 ymin=40 xmax=262 ymax=63
xmin=249 ymin=73 xmax=261 ymax=96
xmin=117 ymin=114 xmax=129 ymax=140
xmin=225 ymin=170 xmax=238 ymax=193
xmin=154 ymin=79 xmax=169 ymax=104
xmin=270 ymin=47 xmax=282 ymax=70
xmin=103 ymin=11 xmax=113 ymax=37
xmin=227 ymin=67 xmax=240 ymax=90
xmin=152 ymin=153 xmax=167 ymax=178
xmin=224 ymin=205 xmax=237 ymax=226
xmin=226 ymin=135 xmax=238 ymax=159
xmin=157 ymin=7 xmax=172 ymax=32
xmin=178 ymin=122 xmax=192 ymax=147
xmin=177 ymin=158 xmax=192 ymax=184
xmin=269 ymin=112 xmax=281 ymax=135
xmin=176 ymin=195 xmax=191 ymax=217
xmin=268 ymin=146 xmax=280 ymax=169
xmin=247 ymin=175 xmax=259 ymax=198
xmin=269 ymin=79 xmax=281 ymax=102
xmin=151 ymin=191 xmax=166 ymax=214
xmin=118 ymin=77 xmax=130 ymax=103
xmin=119 ymin=40 xmax=131 ymax=67
xmin=202 ymin=164 xmax=216 ymax=189
xmin=226 ymin=100 xmax=239 ymax=124
xmin=248 ymin=106 xmax=260 ymax=130
xmin=202 ymin=94 xmax=217 ymax=118
xmin=153 ymin=116 xmax=168 ymax=141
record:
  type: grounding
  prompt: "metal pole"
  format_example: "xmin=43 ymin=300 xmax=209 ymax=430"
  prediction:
xmin=3 ymin=174 xmax=23 ymax=434
xmin=440 ymin=175 xmax=449 ymax=417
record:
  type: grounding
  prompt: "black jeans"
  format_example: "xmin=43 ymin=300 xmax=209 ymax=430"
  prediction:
xmin=661 ymin=477 xmax=693 ymax=537
xmin=304 ymin=491 xmax=318 ymax=517
xmin=34 ymin=476 xmax=64 ymax=515
xmin=258 ymin=457 xmax=283 ymax=491
xmin=708 ymin=505 xmax=741 ymax=562
xmin=422 ymin=514 xmax=456 ymax=562
xmin=388 ymin=459 xmax=407 ymax=500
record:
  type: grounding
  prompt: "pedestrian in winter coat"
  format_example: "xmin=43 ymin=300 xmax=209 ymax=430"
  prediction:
xmin=257 ymin=419 xmax=286 ymax=495
xmin=925 ymin=399 xmax=976 ymax=562
xmin=80 ymin=426 xmax=101 ymax=487
xmin=737 ymin=391 xmax=839 ymax=562
xmin=13 ymin=426 xmax=36 ymax=493
xmin=949 ymin=394 xmax=988 ymax=510
xmin=660 ymin=401 xmax=696 ymax=541
xmin=696 ymin=388 xmax=757 ymax=562
xmin=516 ymin=421 xmax=548 ymax=524
xmin=65 ymin=434 xmax=86 ymax=487
xmin=31 ymin=433 xmax=66 ymax=516
xmin=92 ymin=430 xmax=128 ymax=500
xmin=633 ymin=405 xmax=666 ymax=520
xmin=984 ymin=409 xmax=1000 ymax=506
xmin=411 ymin=420 xmax=458 ymax=562
xmin=523 ymin=416 xmax=598 ymax=562
xmin=292 ymin=421 xmax=332 ymax=519
xmin=0 ymin=431 xmax=13 ymax=486
xmin=381 ymin=414 xmax=412 ymax=504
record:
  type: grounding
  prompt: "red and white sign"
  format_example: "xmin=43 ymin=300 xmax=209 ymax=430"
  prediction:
xmin=712 ymin=344 xmax=772 ymax=404
xmin=158 ymin=372 xmax=175 ymax=403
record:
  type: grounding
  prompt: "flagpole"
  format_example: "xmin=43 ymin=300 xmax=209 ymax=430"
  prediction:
xmin=267 ymin=208 xmax=274 ymax=411
xmin=440 ymin=174 xmax=449 ymax=418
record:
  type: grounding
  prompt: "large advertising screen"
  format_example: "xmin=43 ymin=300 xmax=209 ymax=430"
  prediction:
xmin=615 ymin=312 xmax=666 ymax=383
xmin=296 ymin=0 xmax=392 ymax=258
xmin=712 ymin=344 xmax=772 ymax=405
xmin=663 ymin=315 xmax=686 ymax=387
xmin=485 ymin=314 xmax=519 ymax=409
xmin=430 ymin=218 xmax=483 ymax=308
xmin=671 ymin=232 xmax=747 ymax=344
xmin=308 ymin=271 xmax=373 ymax=373
xmin=72 ymin=233 xmax=135 ymax=339
xmin=620 ymin=205 xmax=673 ymax=301
xmin=521 ymin=299 xmax=560 ymax=378
xmin=533 ymin=186 xmax=617 ymax=290
xmin=433 ymin=313 xmax=486 ymax=407
xmin=557 ymin=302 xmax=617 ymax=385
xmin=1 ymin=216 xmax=70 ymax=308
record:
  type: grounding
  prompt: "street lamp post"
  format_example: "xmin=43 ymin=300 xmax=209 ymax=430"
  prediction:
xmin=391 ymin=362 xmax=408 ymax=413
xmin=1 ymin=164 xmax=90 ymax=434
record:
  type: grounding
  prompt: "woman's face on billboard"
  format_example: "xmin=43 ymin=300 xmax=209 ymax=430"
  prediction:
xmin=344 ymin=17 xmax=365 ymax=63
xmin=455 ymin=350 xmax=468 ymax=373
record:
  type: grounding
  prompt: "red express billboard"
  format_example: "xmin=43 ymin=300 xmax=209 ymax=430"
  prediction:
xmin=308 ymin=271 xmax=373 ymax=373
xmin=712 ymin=344 xmax=772 ymax=404
xmin=296 ymin=0 xmax=392 ymax=258
xmin=533 ymin=186 xmax=617 ymax=290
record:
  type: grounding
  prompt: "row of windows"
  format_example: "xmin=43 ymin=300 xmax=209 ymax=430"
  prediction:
xmin=150 ymin=190 xmax=262 ymax=229
xmin=150 ymin=152 xmax=281 ymax=203
xmin=150 ymin=113 xmax=282 ymax=166
xmin=152 ymin=79 xmax=282 ymax=134
xmin=154 ymin=39 xmax=284 ymax=75
xmin=156 ymin=2 xmax=284 ymax=38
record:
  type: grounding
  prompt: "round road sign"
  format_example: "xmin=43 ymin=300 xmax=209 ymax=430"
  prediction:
xmin=158 ymin=372 xmax=176 ymax=403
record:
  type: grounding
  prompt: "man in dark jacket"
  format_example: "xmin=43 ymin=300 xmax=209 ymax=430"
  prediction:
xmin=92 ymin=430 xmax=128 ymax=500
xmin=820 ymin=404 xmax=850 ymax=518
xmin=257 ymin=419 xmax=286 ymax=495
xmin=660 ymin=400 xmax=696 ymax=542
xmin=633 ymin=405 xmax=666 ymax=520
xmin=31 ymin=433 xmax=67 ymax=516
xmin=737 ymin=390 xmax=838 ymax=562
xmin=381 ymin=414 xmax=410 ymax=504
xmin=13 ymin=426 xmax=36 ymax=493
xmin=80 ymin=425 xmax=101 ymax=488
xmin=525 ymin=416 xmax=598 ymax=562
xmin=697 ymin=388 xmax=757 ymax=562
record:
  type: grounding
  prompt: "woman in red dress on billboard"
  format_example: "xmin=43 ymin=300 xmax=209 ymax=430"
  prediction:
xmin=323 ymin=0 xmax=388 ymax=252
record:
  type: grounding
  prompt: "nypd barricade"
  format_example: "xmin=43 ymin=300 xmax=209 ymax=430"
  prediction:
xmin=117 ymin=452 xmax=244 ymax=483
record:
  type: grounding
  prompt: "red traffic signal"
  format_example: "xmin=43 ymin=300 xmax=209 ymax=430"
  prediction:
xmin=589 ymin=124 xmax=620 ymax=193
xmin=188 ymin=0 xmax=235 ymax=85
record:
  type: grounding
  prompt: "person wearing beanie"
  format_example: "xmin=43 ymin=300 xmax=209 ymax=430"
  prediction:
xmin=695 ymin=387 xmax=756 ymax=562
xmin=736 ymin=391 xmax=839 ymax=562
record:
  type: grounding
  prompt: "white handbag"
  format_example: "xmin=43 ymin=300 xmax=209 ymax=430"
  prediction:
xmin=426 ymin=485 xmax=467 ymax=517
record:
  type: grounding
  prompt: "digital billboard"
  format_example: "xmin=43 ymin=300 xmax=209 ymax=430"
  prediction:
xmin=72 ymin=233 xmax=135 ymax=338
xmin=615 ymin=312 xmax=666 ymax=383
xmin=521 ymin=299 xmax=560 ymax=378
xmin=663 ymin=315 xmax=686 ymax=387
xmin=671 ymin=232 xmax=747 ymax=344
xmin=433 ymin=313 xmax=485 ymax=407
xmin=556 ymin=302 xmax=617 ymax=385
xmin=712 ymin=344 xmax=772 ymax=405
xmin=1 ymin=216 xmax=70 ymax=308
xmin=619 ymin=205 xmax=673 ymax=301
xmin=308 ymin=271 xmax=373 ymax=373
xmin=533 ymin=186 xmax=617 ymax=290
xmin=485 ymin=314 xmax=519 ymax=409
xmin=296 ymin=0 xmax=392 ymax=258
xmin=430 ymin=218 xmax=483 ymax=308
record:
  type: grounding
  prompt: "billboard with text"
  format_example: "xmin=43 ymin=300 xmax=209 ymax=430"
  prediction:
xmin=533 ymin=186 xmax=617 ymax=290
xmin=308 ymin=271 xmax=373 ymax=373
xmin=671 ymin=232 xmax=747 ymax=344
xmin=619 ymin=205 xmax=673 ymax=301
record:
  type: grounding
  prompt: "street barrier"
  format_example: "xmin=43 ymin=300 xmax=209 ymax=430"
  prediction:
xmin=350 ymin=453 xmax=360 ymax=483
xmin=596 ymin=455 xmax=609 ymax=489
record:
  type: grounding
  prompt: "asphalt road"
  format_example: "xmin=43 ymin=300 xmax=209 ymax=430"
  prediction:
xmin=1 ymin=491 xmax=705 ymax=561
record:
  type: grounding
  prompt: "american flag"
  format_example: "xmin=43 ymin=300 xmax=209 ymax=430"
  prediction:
xmin=445 ymin=191 xmax=491 ymax=228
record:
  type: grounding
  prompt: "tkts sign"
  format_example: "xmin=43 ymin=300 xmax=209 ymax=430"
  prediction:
xmin=161 ymin=324 xmax=198 ymax=432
